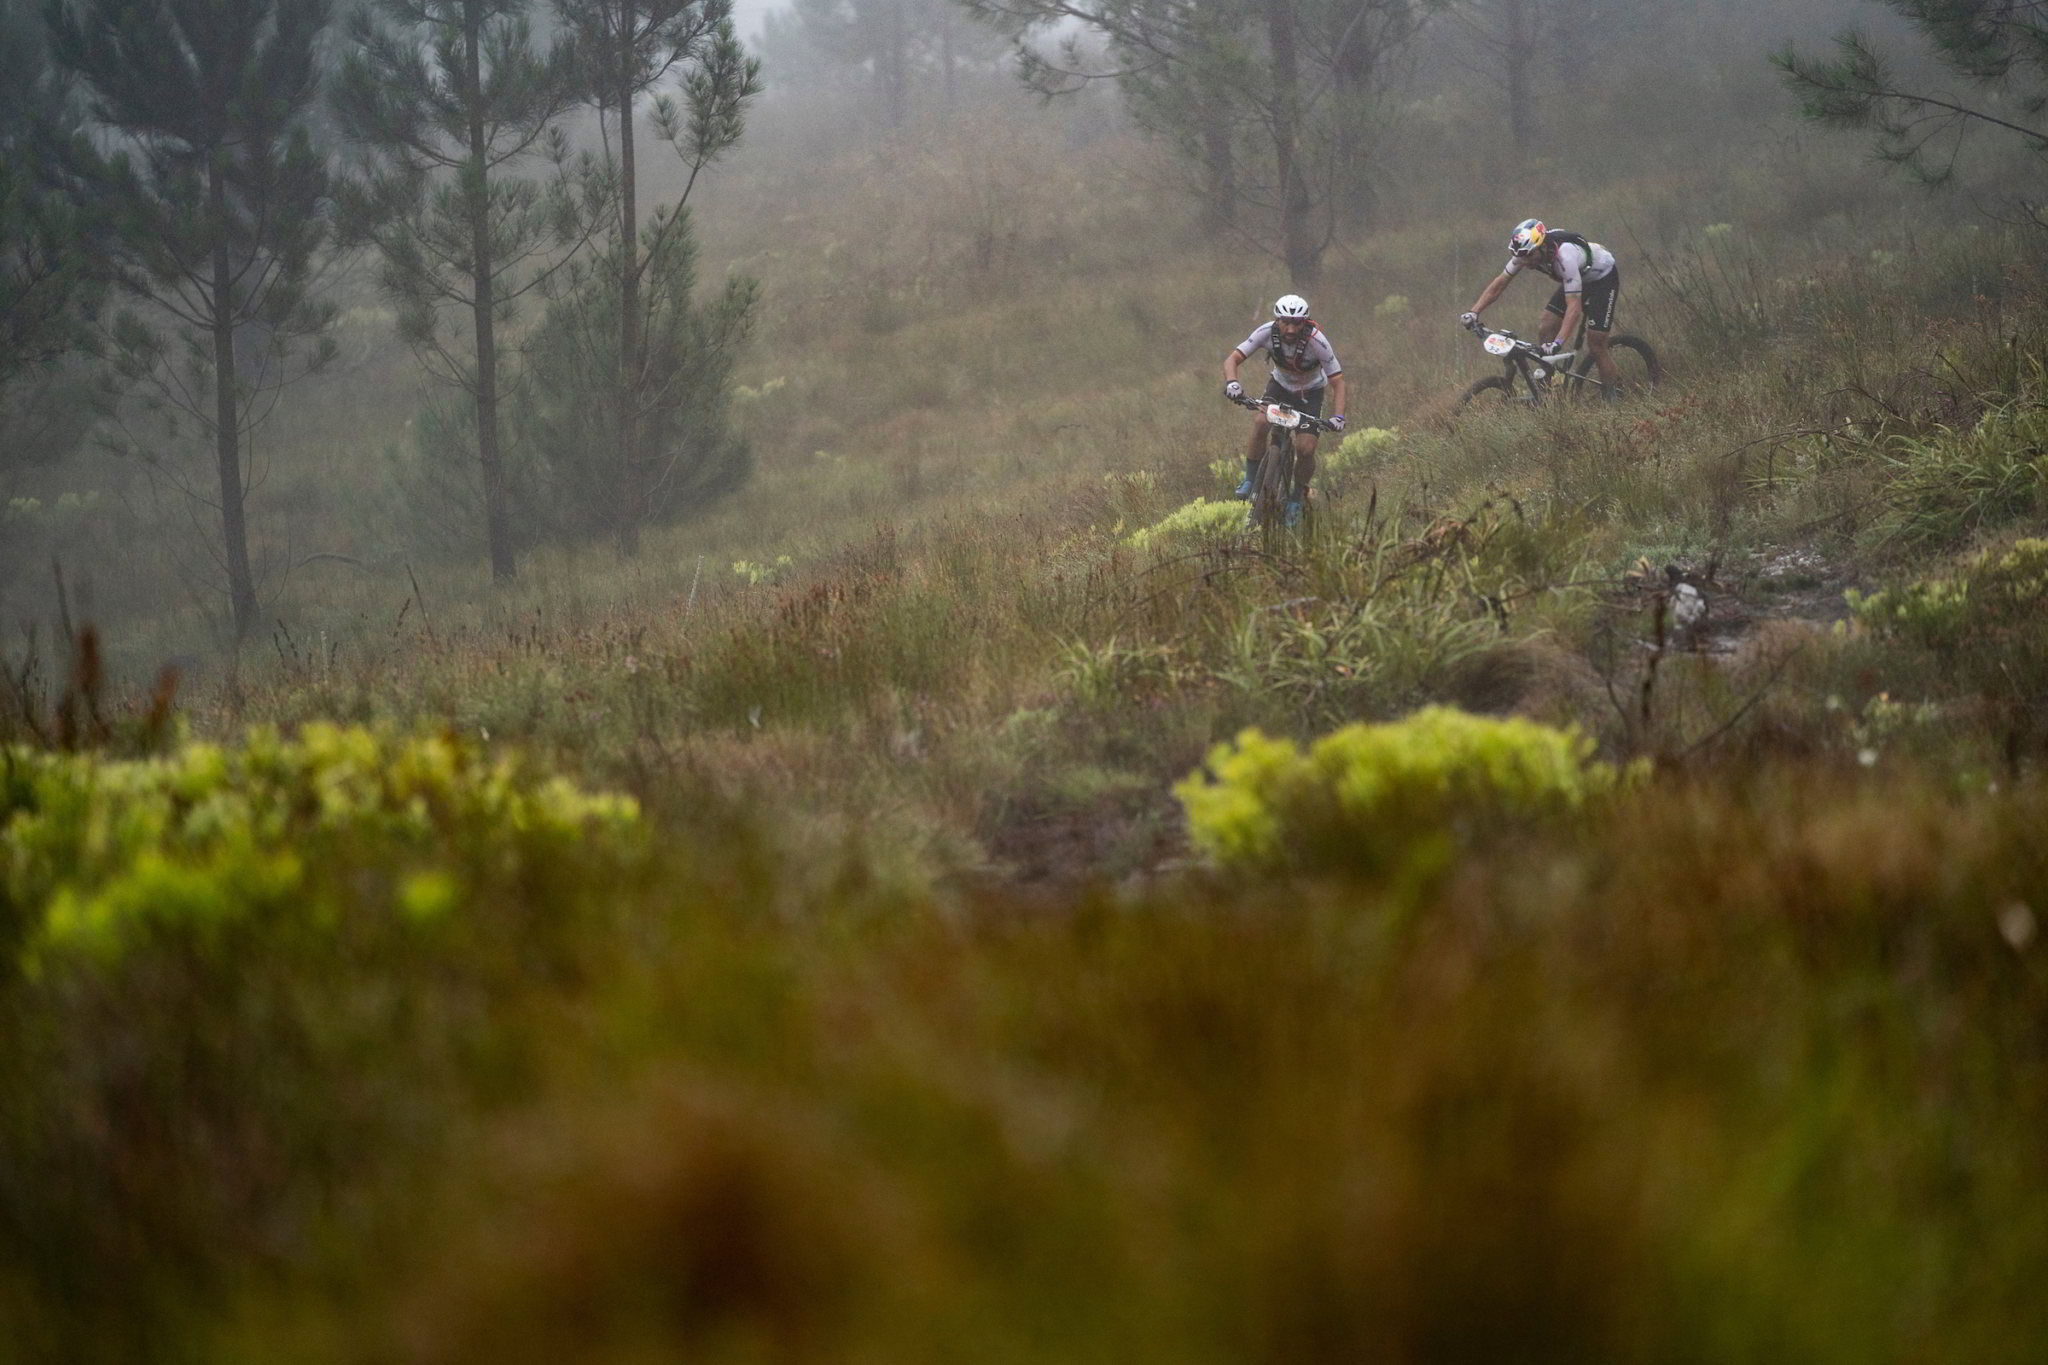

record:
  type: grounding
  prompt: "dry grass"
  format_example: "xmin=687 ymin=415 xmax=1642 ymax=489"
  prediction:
xmin=9 ymin=66 xmax=2048 ymax=1365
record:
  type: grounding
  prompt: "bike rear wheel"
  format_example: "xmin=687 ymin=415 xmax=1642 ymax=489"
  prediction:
xmin=1569 ymin=334 xmax=1659 ymax=399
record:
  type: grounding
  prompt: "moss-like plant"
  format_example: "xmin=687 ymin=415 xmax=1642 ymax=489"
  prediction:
xmin=1125 ymin=496 xmax=1246 ymax=551
xmin=1175 ymin=705 xmax=1633 ymax=882
xmin=1848 ymin=538 xmax=2048 ymax=649
xmin=1 ymin=723 xmax=641 ymax=969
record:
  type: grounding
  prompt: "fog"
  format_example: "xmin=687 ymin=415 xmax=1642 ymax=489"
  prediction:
xmin=0 ymin=0 xmax=2013 ymax=685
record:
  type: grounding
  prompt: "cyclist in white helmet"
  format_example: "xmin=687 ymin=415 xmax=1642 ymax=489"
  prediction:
xmin=1223 ymin=293 xmax=1347 ymax=526
xmin=1461 ymin=218 xmax=1623 ymax=394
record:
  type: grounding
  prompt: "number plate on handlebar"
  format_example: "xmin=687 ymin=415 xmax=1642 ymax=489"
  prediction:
xmin=1482 ymin=332 xmax=1516 ymax=356
xmin=1263 ymin=403 xmax=1304 ymax=429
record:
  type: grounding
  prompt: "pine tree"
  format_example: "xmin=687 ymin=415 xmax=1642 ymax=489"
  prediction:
xmin=1777 ymin=0 xmax=2048 ymax=201
xmin=43 ymin=0 xmax=334 ymax=641
xmin=2 ymin=0 xmax=101 ymax=397
xmin=760 ymin=0 xmax=1004 ymax=133
xmin=550 ymin=0 xmax=759 ymax=556
xmin=966 ymin=0 xmax=1436 ymax=289
xmin=2 ymin=0 xmax=107 ymax=503
xmin=330 ymin=0 xmax=591 ymax=582
xmin=516 ymin=214 xmax=756 ymax=543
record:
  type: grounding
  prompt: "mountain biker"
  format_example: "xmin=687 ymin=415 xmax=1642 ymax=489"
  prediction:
xmin=1222 ymin=294 xmax=1347 ymax=526
xmin=1460 ymin=219 xmax=1622 ymax=395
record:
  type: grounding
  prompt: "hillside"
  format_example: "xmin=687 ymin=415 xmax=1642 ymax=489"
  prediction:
xmin=8 ymin=9 xmax=2048 ymax=1360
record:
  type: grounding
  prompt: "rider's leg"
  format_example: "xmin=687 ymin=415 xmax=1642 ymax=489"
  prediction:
xmin=1584 ymin=273 xmax=1622 ymax=394
xmin=1292 ymin=431 xmax=1318 ymax=495
xmin=1286 ymin=431 xmax=1317 ymax=524
xmin=1538 ymin=286 xmax=1567 ymax=347
xmin=1587 ymin=327 xmax=1619 ymax=393
xmin=1237 ymin=416 xmax=1266 ymax=498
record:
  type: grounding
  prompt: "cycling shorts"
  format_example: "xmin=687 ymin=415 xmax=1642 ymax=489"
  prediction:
xmin=1261 ymin=377 xmax=1325 ymax=417
xmin=1544 ymin=267 xmax=1620 ymax=334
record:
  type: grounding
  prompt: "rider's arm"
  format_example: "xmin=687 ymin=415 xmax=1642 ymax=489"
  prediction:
xmin=1224 ymin=348 xmax=1248 ymax=385
xmin=1327 ymin=372 xmax=1347 ymax=425
xmin=1467 ymin=271 xmax=1513 ymax=315
xmin=1554 ymin=295 xmax=1585 ymax=351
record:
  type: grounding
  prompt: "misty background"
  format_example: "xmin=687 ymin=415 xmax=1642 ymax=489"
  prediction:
xmin=0 ymin=0 xmax=2011 ymax=684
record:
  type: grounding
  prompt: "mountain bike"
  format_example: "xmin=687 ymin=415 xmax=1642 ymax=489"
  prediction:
xmin=1457 ymin=316 xmax=1659 ymax=408
xmin=1229 ymin=393 xmax=1339 ymax=531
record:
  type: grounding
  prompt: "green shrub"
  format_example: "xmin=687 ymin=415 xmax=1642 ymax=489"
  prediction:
xmin=1175 ymin=706 xmax=1632 ymax=881
xmin=1870 ymin=396 xmax=2048 ymax=551
xmin=1848 ymin=538 xmax=2048 ymax=650
xmin=1125 ymin=495 xmax=1245 ymax=551
xmin=1319 ymin=425 xmax=1399 ymax=481
xmin=1 ymin=723 xmax=642 ymax=969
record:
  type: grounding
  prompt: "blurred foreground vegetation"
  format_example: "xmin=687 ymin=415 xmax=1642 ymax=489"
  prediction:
xmin=4 ymin=720 xmax=2047 ymax=1362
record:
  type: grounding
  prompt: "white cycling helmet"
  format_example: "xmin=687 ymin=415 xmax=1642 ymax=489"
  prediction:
xmin=1273 ymin=294 xmax=1311 ymax=320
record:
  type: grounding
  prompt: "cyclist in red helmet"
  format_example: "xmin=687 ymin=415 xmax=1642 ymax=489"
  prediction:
xmin=1222 ymin=293 xmax=1348 ymax=525
xmin=1461 ymin=218 xmax=1623 ymax=395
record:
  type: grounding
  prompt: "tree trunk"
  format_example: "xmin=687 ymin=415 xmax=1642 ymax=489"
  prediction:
xmin=1200 ymin=97 xmax=1236 ymax=233
xmin=1190 ymin=0 xmax=1237 ymax=233
xmin=208 ymin=155 xmax=258 ymax=640
xmin=1505 ymin=0 xmax=1536 ymax=158
xmin=616 ymin=5 xmax=643 ymax=559
xmin=941 ymin=5 xmax=956 ymax=112
xmin=1328 ymin=3 xmax=1380 ymax=229
xmin=467 ymin=0 xmax=517 ymax=581
xmin=881 ymin=0 xmax=907 ymax=132
xmin=1264 ymin=0 xmax=1318 ymax=291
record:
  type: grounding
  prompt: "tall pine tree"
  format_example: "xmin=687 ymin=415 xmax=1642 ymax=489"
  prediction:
xmin=331 ymin=0 xmax=590 ymax=582
xmin=967 ymin=0 xmax=1435 ymax=288
xmin=550 ymin=0 xmax=758 ymax=556
xmin=3 ymin=0 xmax=105 ymax=501
xmin=2 ymin=0 xmax=100 ymax=397
xmin=44 ymin=0 xmax=333 ymax=640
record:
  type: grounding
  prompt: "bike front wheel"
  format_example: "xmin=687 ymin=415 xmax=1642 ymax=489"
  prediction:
xmin=1457 ymin=374 xmax=1527 ymax=409
xmin=1248 ymin=438 xmax=1297 ymax=531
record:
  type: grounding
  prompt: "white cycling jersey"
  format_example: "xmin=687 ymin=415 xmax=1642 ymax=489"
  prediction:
xmin=1234 ymin=322 xmax=1343 ymax=394
xmin=1505 ymin=239 xmax=1616 ymax=293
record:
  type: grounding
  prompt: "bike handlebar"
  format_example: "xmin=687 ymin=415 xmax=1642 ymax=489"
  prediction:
xmin=1228 ymin=391 xmax=1339 ymax=432
xmin=1463 ymin=322 xmax=1576 ymax=367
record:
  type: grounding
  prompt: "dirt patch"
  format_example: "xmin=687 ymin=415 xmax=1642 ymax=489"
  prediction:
xmin=1626 ymin=546 xmax=1858 ymax=661
xmin=972 ymin=788 xmax=1190 ymax=895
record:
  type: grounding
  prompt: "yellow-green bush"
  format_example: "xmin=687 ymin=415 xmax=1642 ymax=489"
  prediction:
xmin=1125 ymin=495 xmax=1245 ymax=551
xmin=0 ymin=723 xmax=641 ymax=969
xmin=1175 ymin=705 xmax=1632 ymax=880
xmin=1319 ymin=425 xmax=1399 ymax=479
xmin=1848 ymin=537 xmax=2048 ymax=649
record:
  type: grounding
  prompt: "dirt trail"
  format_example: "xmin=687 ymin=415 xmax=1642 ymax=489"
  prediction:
xmin=1674 ymin=546 xmax=1858 ymax=659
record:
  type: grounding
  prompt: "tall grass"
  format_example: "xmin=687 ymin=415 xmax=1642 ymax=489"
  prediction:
xmin=8 ymin=743 xmax=2048 ymax=1362
xmin=11 ymin=73 xmax=2048 ymax=1365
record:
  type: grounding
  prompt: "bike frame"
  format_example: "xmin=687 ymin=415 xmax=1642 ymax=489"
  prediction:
xmin=1477 ymin=326 xmax=1584 ymax=400
xmin=1460 ymin=317 xmax=1657 ymax=406
xmin=1230 ymin=393 xmax=1335 ymax=530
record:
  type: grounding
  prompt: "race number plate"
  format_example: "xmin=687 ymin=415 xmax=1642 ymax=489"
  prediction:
xmin=1264 ymin=404 xmax=1303 ymax=429
xmin=1482 ymin=332 xmax=1516 ymax=356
